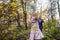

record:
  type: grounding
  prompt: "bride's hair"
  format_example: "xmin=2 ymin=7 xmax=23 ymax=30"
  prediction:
xmin=34 ymin=18 xmax=37 ymax=21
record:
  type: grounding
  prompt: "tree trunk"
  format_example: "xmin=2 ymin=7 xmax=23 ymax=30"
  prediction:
xmin=16 ymin=11 xmax=21 ymax=27
xmin=51 ymin=3 xmax=53 ymax=22
xmin=21 ymin=0 xmax=27 ymax=29
xmin=57 ymin=0 xmax=60 ymax=17
xmin=24 ymin=11 xmax=27 ymax=29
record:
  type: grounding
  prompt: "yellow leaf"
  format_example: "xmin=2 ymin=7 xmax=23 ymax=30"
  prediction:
xmin=21 ymin=14 xmax=24 ymax=16
xmin=10 ymin=14 xmax=13 ymax=16
xmin=2 ymin=29 xmax=8 ymax=33
xmin=1 ymin=17 xmax=4 ymax=20
xmin=32 ymin=27 xmax=38 ymax=31
xmin=0 ymin=9 xmax=4 ymax=14
xmin=4 ymin=8 xmax=7 ymax=10
xmin=12 ymin=8 xmax=16 ymax=10
xmin=14 ymin=13 xmax=17 ymax=16
xmin=12 ymin=11 xmax=18 ymax=16
xmin=0 ymin=5 xmax=3 ymax=9
xmin=2 ymin=30 xmax=5 ymax=33
xmin=5 ymin=30 xmax=8 ymax=33
xmin=10 ymin=2 xmax=17 ymax=7
xmin=8 ymin=25 xmax=17 ymax=30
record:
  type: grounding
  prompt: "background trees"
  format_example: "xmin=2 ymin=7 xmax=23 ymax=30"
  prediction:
xmin=0 ymin=0 xmax=60 ymax=40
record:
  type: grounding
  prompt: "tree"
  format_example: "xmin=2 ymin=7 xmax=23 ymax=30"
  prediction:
xmin=49 ymin=0 xmax=59 ymax=21
xmin=57 ymin=0 xmax=60 ymax=17
xmin=21 ymin=0 xmax=28 ymax=29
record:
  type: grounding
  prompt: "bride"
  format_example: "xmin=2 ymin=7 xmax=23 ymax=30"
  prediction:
xmin=29 ymin=17 xmax=44 ymax=40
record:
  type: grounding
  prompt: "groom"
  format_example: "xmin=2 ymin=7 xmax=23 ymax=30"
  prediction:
xmin=37 ymin=16 xmax=44 ymax=32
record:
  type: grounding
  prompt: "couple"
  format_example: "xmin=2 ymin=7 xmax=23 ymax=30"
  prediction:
xmin=29 ymin=16 xmax=44 ymax=40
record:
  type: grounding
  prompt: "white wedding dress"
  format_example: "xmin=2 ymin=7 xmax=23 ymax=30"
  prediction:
xmin=29 ymin=21 xmax=44 ymax=40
